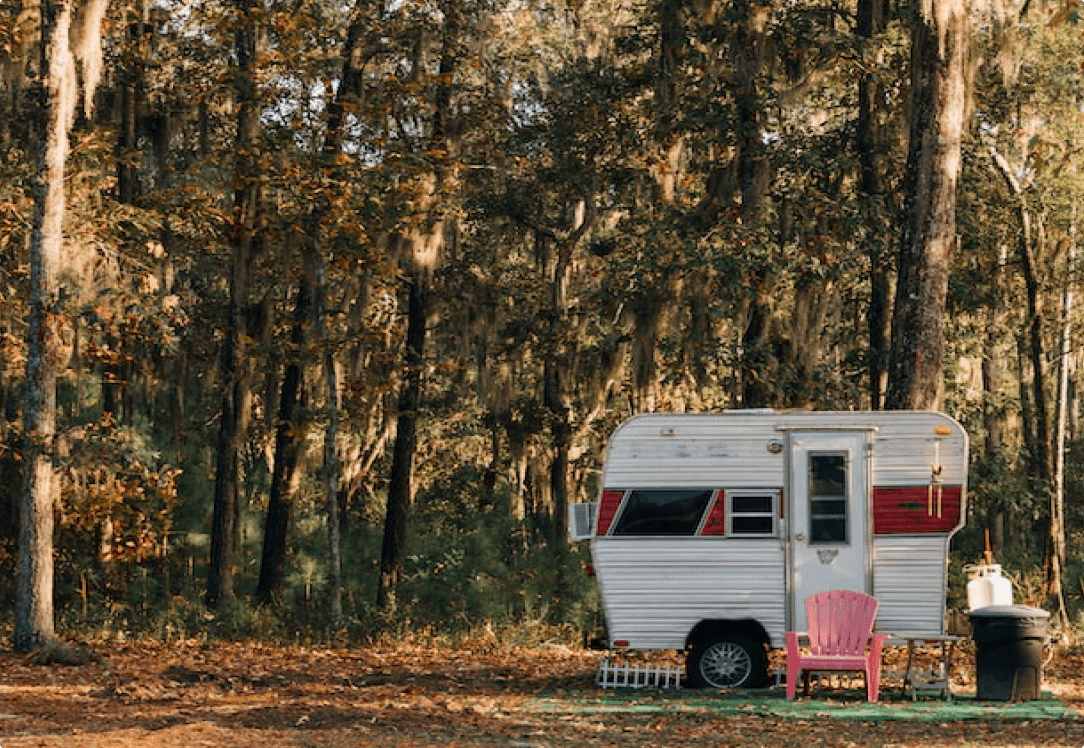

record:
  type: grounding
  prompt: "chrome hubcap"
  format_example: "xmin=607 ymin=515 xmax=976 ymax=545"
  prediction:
xmin=701 ymin=641 xmax=752 ymax=688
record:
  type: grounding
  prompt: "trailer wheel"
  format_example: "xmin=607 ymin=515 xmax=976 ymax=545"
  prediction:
xmin=686 ymin=635 xmax=767 ymax=689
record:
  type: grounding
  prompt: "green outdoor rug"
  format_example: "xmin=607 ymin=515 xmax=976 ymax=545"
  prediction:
xmin=529 ymin=689 xmax=1076 ymax=722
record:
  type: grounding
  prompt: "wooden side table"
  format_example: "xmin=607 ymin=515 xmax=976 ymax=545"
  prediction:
xmin=892 ymin=634 xmax=963 ymax=701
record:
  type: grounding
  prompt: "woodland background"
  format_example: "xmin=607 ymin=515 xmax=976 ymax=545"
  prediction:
xmin=1 ymin=0 xmax=1084 ymax=647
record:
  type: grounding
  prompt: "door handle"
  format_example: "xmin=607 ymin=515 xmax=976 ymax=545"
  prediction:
xmin=795 ymin=533 xmax=805 ymax=542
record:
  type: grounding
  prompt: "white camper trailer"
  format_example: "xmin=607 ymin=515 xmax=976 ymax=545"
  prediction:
xmin=568 ymin=410 xmax=969 ymax=689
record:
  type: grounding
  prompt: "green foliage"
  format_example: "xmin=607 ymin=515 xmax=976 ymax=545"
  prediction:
xmin=5 ymin=0 xmax=1084 ymax=649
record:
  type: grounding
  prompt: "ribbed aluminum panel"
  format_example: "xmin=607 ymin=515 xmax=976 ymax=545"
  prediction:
xmin=872 ymin=536 xmax=951 ymax=637
xmin=602 ymin=410 xmax=967 ymax=490
xmin=603 ymin=412 xmax=779 ymax=489
xmin=871 ymin=434 xmax=968 ymax=485
xmin=592 ymin=537 xmax=787 ymax=649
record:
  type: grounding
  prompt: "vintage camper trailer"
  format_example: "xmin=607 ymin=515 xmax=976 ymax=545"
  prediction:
xmin=568 ymin=410 xmax=969 ymax=688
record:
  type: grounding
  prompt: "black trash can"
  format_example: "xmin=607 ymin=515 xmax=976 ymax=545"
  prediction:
xmin=969 ymin=604 xmax=1050 ymax=701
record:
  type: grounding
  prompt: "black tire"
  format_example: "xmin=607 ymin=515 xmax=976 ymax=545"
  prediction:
xmin=686 ymin=634 xmax=767 ymax=689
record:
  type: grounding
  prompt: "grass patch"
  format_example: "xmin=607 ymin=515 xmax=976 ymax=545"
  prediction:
xmin=529 ymin=687 xmax=1076 ymax=721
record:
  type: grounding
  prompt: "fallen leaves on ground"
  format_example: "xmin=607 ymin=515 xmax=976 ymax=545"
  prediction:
xmin=0 ymin=639 xmax=1081 ymax=747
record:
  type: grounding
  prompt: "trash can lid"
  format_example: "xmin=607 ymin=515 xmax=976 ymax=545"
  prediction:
xmin=969 ymin=604 xmax=1050 ymax=620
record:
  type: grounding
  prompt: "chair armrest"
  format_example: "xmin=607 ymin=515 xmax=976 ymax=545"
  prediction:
xmin=785 ymin=631 xmax=805 ymax=658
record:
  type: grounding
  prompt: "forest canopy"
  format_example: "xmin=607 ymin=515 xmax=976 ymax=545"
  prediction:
xmin=1 ymin=0 xmax=1083 ymax=644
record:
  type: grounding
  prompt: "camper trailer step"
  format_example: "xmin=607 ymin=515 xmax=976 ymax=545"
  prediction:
xmin=596 ymin=658 xmax=683 ymax=690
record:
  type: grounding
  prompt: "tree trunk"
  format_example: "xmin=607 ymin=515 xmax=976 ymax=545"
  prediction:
xmin=323 ymin=318 xmax=343 ymax=621
xmin=543 ymin=353 xmax=572 ymax=605
xmin=308 ymin=8 xmax=371 ymax=621
xmin=629 ymin=294 xmax=661 ymax=413
xmin=884 ymin=0 xmax=970 ymax=410
xmin=1021 ymin=222 xmax=1052 ymax=484
xmin=377 ymin=259 xmax=430 ymax=612
xmin=543 ymin=238 xmax=574 ymax=551
xmin=206 ymin=318 xmax=247 ymax=607
xmin=989 ymin=148 xmax=1052 ymax=483
xmin=376 ymin=0 xmax=460 ymax=613
xmin=1048 ymin=232 xmax=1073 ymax=629
xmin=15 ymin=0 xmax=82 ymax=652
xmin=255 ymin=268 xmax=313 ymax=608
xmin=988 ymin=146 xmax=1066 ymax=620
xmin=734 ymin=0 xmax=774 ymax=408
xmin=654 ymin=0 xmax=686 ymax=204
xmin=982 ymin=244 xmax=1007 ymax=556
xmin=207 ymin=0 xmax=262 ymax=608
xmin=115 ymin=13 xmax=142 ymax=205
xmin=857 ymin=0 xmax=892 ymax=410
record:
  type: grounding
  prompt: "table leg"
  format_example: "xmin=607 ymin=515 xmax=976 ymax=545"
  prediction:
xmin=904 ymin=639 xmax=917 ymax=700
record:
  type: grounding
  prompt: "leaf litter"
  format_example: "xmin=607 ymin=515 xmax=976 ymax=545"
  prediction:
xmin=0 ymin=640 xmax=1080 ymax=747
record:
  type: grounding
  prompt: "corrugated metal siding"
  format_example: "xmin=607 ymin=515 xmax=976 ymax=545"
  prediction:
xmin=602 ymin=411 xmax=968 ymax=492
xmin=871 ymin=435 xmax=968 ymax=485
xmin=592 ymin=538 xmax=787 ymax=649
xmin=864 ymin=414 xmax=968 ymax=487
xmin=602 ymin=412 xmax=785 ymax=488
xmin=872 ymin=536 xmax=951 ymax=636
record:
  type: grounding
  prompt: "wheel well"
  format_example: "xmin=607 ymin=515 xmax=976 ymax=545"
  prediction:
xmin=686 ymin=619 xmax=772 ymax=651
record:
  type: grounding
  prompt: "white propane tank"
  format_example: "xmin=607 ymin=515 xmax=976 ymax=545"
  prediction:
xmin=965 ymin=564 xmax=1013 ymax=610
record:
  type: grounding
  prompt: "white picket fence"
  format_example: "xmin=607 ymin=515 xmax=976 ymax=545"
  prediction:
xmin=595 ymin=658 xmax=683 ymax=690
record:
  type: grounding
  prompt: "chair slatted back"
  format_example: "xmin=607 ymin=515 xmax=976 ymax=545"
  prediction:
xmin=806 ymin=589 xmax=879 ymax=657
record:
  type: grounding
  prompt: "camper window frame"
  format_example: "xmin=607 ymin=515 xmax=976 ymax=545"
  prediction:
xmin=807 ymin=450 xmax=850 ymax=545
xmin=726 ymin=488 xmax=779 ymax=537
xmin=608 ymin=488 xmax=716 ymax=536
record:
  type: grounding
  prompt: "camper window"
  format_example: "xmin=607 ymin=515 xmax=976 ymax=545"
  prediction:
xmin=808 ymin=452 xmax=849 ymax=544
xmin=727 ymin=490 xmax=778 ymax=536
xmin=610 ymin=489 xmax=714 ymax=535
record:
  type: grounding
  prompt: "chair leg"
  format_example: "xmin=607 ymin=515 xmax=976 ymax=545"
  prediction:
xmin=866 ymin=665 xmax=880 ymax=702
xmin=803 ymin=670 xmax=811 ymax=697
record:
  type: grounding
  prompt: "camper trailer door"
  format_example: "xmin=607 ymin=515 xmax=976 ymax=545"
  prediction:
xmin=788 ymin=431 xmax=871 ymax=631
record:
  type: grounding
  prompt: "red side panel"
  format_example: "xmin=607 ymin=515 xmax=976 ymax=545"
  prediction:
xmin=596 ymin=489 xmax=625 ymax=536
xmin=700 ymin=490 xmax=727 ymax=536
xmin=873 ymin=485 xmax=963 ymax=534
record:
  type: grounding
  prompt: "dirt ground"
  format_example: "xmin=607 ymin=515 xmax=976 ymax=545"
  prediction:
xmin=1 ymin=638 xmax=1083 ymax=748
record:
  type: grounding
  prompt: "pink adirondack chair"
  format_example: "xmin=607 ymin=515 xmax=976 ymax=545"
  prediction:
xmin=785 ymin=589 xmax=889 ymax=702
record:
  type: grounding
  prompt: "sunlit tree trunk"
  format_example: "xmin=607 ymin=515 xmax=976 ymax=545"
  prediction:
xmin=18 ymin=0 xmax=107 ymax=650
xmin=16 ymin=0 xmax=73 ymax=652
xmin=885 ymin=0 xmax=971 ymax=410
xmin=1049 ymin=236 xmax=1072 ymax=629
